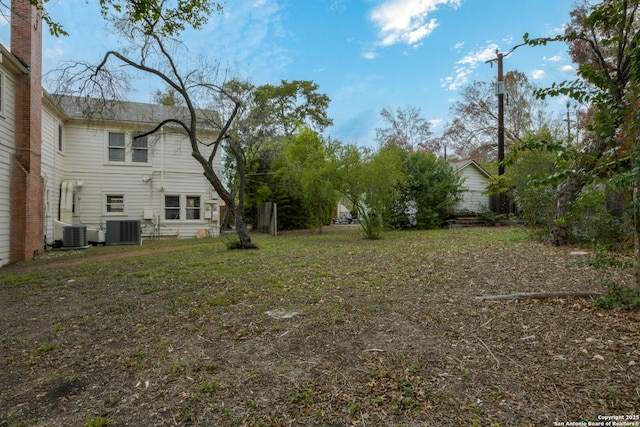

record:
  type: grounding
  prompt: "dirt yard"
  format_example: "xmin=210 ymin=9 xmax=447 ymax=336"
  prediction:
xmin=0 ymin=227 xmax=638 ymax=426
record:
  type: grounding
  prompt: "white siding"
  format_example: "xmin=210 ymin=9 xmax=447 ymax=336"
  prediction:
xmin=61 ymin=122 xmax=221 ymax=239
xmin=0 ymin=66 xmax=17 ymax=266
xmin=41 ymin=104 xmax=65 ymax=245
xmin=455 ymin=162 xmax=491 ymax=213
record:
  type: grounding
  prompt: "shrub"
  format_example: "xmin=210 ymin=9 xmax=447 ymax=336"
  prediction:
xmin=595 ymin=281 xmax=640 ymax=310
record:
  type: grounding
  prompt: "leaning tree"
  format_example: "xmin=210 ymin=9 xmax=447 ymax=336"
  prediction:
xmin=48 ymin=0 xmax=261 ymax=248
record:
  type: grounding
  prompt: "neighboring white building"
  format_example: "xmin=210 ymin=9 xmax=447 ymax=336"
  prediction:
xmin=451 ymin=159 xmax=493 ymax=213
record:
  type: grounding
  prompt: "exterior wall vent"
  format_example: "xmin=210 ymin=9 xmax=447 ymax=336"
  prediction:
xmin=62 ymin=225 xmax=88 ymax=248
xmin=106 ymin=220 xmax=141 ymax=245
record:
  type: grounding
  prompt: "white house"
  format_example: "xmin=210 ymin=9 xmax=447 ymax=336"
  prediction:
xmin=0 ymin=0 xmax=222 ymax=267
xmin=451 ymin=159 xmax=493 ymax=213
xmin=44 ymin=96 xmax=222 ymax=247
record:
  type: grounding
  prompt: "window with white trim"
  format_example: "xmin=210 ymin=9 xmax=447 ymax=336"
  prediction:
xmin=108 ymin=132 xmax=125 ymax=162
xmin=132 ymin=134 xmax=148 ymax=163
xmin=165 ymin=195 xmax=180 ymax=220
xmin=106 ymin=195 xmax=124 ymax=213
xmin=185 ymin=196 xmax=201 ymax=220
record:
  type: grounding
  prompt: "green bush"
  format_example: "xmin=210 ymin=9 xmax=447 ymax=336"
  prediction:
xmin=595 ymin=281 xmax=640 ymax=310
xmin=570 ymin=183 xmax=629 ymax=249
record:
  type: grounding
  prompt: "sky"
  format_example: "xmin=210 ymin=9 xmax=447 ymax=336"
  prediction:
xmin=0 ymin=0 xmax=577 ymax=148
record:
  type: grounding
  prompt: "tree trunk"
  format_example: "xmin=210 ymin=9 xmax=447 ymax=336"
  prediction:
xmin=234 ymin=205 xmax=257 ymax=249
xmin=634 ymin=185 xmax=640 ymax=290
xmin=548 ymin=174 xmax=583 ymax=246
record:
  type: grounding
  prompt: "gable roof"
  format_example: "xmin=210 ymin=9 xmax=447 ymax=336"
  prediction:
xmin=450 ymin=159 xmax=492 ymax=179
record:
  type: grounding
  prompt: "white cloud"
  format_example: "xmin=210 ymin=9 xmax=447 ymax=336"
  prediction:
xmin=44 ymin=46 xmax=65 ymax=60
xmin=441 ymin=66 xmax=473 ymax=91
xmin=531 ymin=69 xmax=545 ymax=79
xmin=442 ymin=43 xmax=498 ymax=91
xmin=453 ymin=41 xmax=464 ymax=50
xmin=544 ymin=54 xmax=563 ymax=62
xmin=362 ymin=51 xmax=377 ymax=60
xmin=370 ymin=0 xmax=461 ymax=47
xmin=560 ymin=64 xmax=575 ymax=73
xmin=456 ymin=44 xmax=498 ymax=65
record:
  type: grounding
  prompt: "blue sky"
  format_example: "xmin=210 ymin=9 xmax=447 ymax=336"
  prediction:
xmin=1 ymin=0 xmax=576 ymax=148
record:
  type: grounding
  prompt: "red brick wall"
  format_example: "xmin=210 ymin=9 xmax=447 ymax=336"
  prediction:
xmin=9 ymin=0 xmax=44 ymax=262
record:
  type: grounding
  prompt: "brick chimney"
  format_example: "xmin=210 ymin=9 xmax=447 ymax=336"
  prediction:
xmin=10 ymin=0 xmax=44 ymax=262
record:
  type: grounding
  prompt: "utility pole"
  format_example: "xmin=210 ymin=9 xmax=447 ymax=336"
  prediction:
xmin=486 ymin=44 xmax=525 ymax=215
xmin=486 ymin=50 xmax=506 ymax=214
xmin=497 ymin=53 xmax=505 ymax=178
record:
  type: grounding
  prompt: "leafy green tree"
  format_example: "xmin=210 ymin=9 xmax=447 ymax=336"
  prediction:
xmin=335 ymin=145 xmax=405 ymax=239
xmin=254 ymin=80 xmax=333 ymax=136
xmin=394 ymin=152 xmax=464 ymax=229
xmin=275 ymin=128 xmax=339 ymax=232
xmin=223 ymin=80 xmax=333 ymax=230
xmin=8 ymin=0 xmax=222 ymax=37
xmin=524 ymin=0 xmax=640 ymax=247
xmin=502 ymin=132 xmax=560 ymax=230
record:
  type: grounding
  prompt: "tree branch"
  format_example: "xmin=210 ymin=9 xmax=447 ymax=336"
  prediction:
xmin=475 ymin=291 xmax=602 ymax=301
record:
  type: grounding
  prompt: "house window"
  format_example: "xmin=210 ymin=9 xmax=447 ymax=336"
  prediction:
xmin=108 ymin=132 xmax=125 ymax=162
xmin=106 ymin=195 xmax=124 ymax=213
xmin=185 ymin=196 xmax=201 ymax=220
xmin=132 ymin=134 xmax=148 ymax=163
xmin=165 ymin=195 xmax=180 ymax=220
xmin=58 ymin=124 xmax=63 ymax=151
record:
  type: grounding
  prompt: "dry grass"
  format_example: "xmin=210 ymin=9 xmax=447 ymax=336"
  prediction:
xmin=1 ymin=226 xmax=639 ymax=426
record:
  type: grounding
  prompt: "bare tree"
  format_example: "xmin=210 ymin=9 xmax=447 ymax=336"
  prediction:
xmin=375 ymin=106 xmax=438 ymax=153
xmin=441 ymin=71 xmax=555 ymax=162
xmin=50 ymin=7 xmax=258 ymax=248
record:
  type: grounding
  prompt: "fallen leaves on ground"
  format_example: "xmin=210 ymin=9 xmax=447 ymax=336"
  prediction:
xmin=0 ymin=227 xmax=638 ymax=426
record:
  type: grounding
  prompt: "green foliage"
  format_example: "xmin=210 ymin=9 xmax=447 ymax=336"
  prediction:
xmin=484 ymin=175 xmax=509 ymax=197
xmin=504 ymin=140 xmax=559 ymax=228
xmin=29 ymin=0 xmax=222 ymax=37
xmin=275 ymin=128 xmax=339 ymax=231
xmin=100 ymin=0 xmax=222 ymax=37
xmin=221 ymin=80 xmax=334 ymax=232
xmin=86 ymin=415 xmax=110 ymax=427
xmin=254 ymin=80 xmax=333 ymax=135
xmin=335 ymin=145 xmax=405 ymax=239
xmin=201 ymin=380 xmax=220 ymax=394
xmin=570 ymin=182 xmax=629 ymax=248
xmin=595 ymin=281 xmax=640 ymax=310
xmin=524 ymin=1 xmax=640 ymax=250
xmin=394 ymin=152 xmax=464 ymax=229
xmin=588 ymin=246 xmax=632 ymax=270
xmin=37 ymin=342 xmax=59 ymax=353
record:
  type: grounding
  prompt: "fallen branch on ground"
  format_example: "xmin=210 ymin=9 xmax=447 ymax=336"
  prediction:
xmin=475 ymin=291 xmax=602 ymax=301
